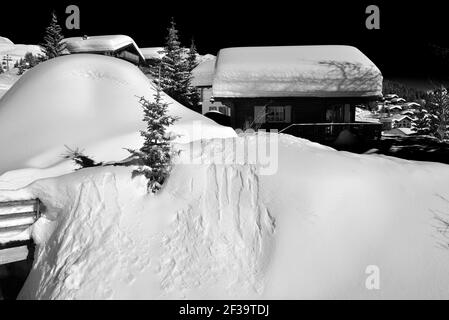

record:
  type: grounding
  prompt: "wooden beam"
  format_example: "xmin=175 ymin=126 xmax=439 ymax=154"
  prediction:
xmin=0 ymin=245 xmax=29 ymax=265
xmin=0 ymin=200 xmax=38 ymax=208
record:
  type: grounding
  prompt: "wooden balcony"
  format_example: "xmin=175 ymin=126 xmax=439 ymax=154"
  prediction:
xmin=279 ymin=122 xmax=382 ymax=146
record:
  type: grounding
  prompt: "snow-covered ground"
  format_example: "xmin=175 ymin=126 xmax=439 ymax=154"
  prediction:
xmin=1 ymin=134 xmax=449 ymax=299
xmin=1 ymin=51 xmax=449 ymax=300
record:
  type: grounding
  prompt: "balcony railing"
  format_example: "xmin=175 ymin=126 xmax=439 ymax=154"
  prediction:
xmin=279 ymin=122 xmax=382 ymax=144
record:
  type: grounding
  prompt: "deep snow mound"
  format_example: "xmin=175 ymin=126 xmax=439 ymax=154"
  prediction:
xmin=0 ymin=54 xmax=235 ymax=173
xmin=1 ymin=134 xmax=449 ymax=299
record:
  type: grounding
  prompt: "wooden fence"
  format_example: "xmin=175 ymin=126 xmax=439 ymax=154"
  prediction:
xmin=0 ymin=199 xmax=41 ymax=265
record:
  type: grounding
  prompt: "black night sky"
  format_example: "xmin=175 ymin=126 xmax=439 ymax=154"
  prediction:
xmin=1 ymin=0 xmax=449 ymax=83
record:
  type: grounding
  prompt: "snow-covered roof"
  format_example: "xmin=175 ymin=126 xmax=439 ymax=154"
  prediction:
xmin=384 ymin=94 xmax=399 ymax=100
xmin=140 ymin=47 xmax=164 ymax=60
xmin=212 ymin=45 xmax=383 ymax=98
xmin=192 ymin=58 xmax=216 ymax=87
xmin=0 ymin=36 xmax=14 ymax=45
xmin=403 ymin=102 xmax=421 ymax=108
xmin=390 ymin=97 xmax=406 ymax=104
xmin=392 ymin=115 xmax=413 ymax=122
xmin=63 ymin=35 xmax=145 ymax=61
xmin=383 ymin=127 xmax=414 ymax=136
xmin=387 ymin=105 xmax=403 ymax=110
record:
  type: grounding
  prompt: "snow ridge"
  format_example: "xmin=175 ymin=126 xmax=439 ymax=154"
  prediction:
xmin=159 ymin=164 xmax=275 ymax=297
xmin=20 ymin=172 xmax=150 ymax=299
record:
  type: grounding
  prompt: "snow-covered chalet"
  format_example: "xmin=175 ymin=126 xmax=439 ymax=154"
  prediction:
xmin=63 ymin=35 xmax=145 ymax=66
xmin=198 ymin=45 xmax=384 ymax=146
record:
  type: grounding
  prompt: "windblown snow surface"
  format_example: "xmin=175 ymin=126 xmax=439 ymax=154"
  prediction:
xmin=1 ymin=134 xmax=449 ymax=299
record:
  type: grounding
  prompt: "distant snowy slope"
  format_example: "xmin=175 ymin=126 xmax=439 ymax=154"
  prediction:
xmin=0 ymin=37 xmax=41 ymax=98
xmin=0 ymin=69 xmax=20 ymax=99
xmin=0 ymin=36 xmax=41 ymax=64
xmin=0 ymin=54 xmax=235 ymax=174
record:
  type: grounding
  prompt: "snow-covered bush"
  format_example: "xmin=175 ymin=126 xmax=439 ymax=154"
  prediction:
xmin=127 ymin=89 xmax=179 ymax=193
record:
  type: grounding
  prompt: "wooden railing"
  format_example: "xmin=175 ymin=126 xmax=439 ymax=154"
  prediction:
xmin=279 ymin=122 xmax=382 ymax=144
xmin=0 ymin=199 xmax=41 ymax=265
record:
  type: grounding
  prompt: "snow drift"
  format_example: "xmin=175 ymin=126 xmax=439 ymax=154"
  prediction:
xmin=213 ymin=45 xmax=383 ymax=98
xmin=0 ymin=54 xmax=235 ymax=174
xmin=1 ymin=134 xmax=449 ymax=299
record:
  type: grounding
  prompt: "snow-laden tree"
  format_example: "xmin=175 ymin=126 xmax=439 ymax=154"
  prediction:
xmin=158 ymin=18 xmax=189 ymax=105
xmin=153 ymin=18 xmax=200 ymax=111
xmin=17 ymin=52 xmax=39 ymax=75
xmin=185 ymin=39 xmax=200 ymax=110
xmin=127 ymin=88 xmax=179 ymax=193
xmin=40 ymin=12 xmax=66 ymax=60
xmin=426 ymin=87 xmax=449 ymax=141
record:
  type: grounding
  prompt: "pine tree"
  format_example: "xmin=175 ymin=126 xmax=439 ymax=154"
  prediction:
xmin=187 ymin=38 xmax=199 ymax=72
xmin=158 ymin=18 xmax=189 ymax=104
xmin=127 ymin=88 xmax=179 ymax=193
xmin=156 ymin=17 xmax=201 ymax=111
xmin=426 ymin=87 xmax=449 ymax=141
xmin=40 ymin=12 xmax=66 ymax=60
xmin=185 ymin=39 xmax=201 ymax=110
xmin=17 ymin=52 xmax=39 ymax=75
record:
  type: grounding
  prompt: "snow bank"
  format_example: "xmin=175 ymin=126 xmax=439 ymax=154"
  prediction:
xmin=213 ymin=45 xmax=383 ymax=98
xmin=0 ymin=54 xmax=235 ymax=174
xmin=2 ymin=134 xmax=448 ymax=299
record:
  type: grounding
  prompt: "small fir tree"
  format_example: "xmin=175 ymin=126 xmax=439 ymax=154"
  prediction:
xmin=127 ymin=87 xmax=179 ymax=193
xmin=40 ymin=12 xmax=66 ymax=60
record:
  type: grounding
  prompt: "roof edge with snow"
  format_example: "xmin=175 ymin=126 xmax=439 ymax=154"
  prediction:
xmin=63 ymin=35 xmax=145 ymax=62
xmin=212 ymin=45 xmax=383 ymax=99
